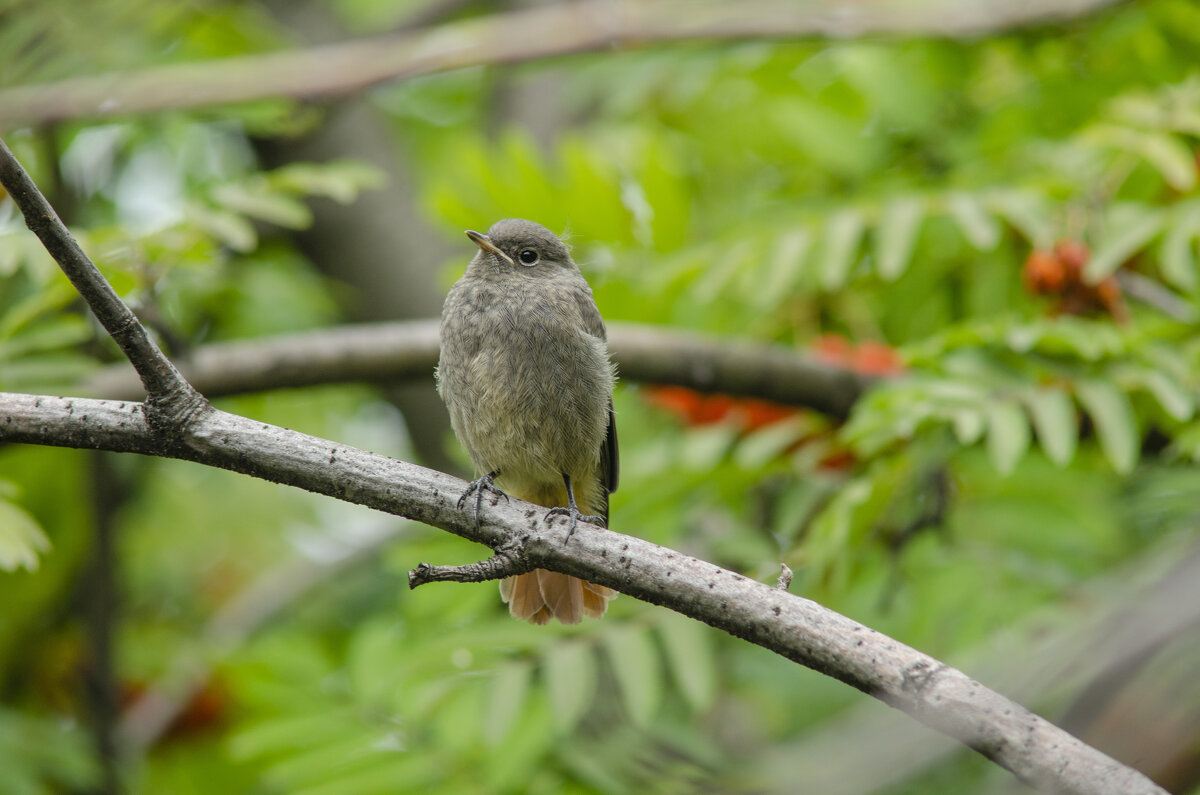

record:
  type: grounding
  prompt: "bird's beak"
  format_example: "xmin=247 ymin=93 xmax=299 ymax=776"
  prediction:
xmin=465 ymin=230 xmax=514 ymax=266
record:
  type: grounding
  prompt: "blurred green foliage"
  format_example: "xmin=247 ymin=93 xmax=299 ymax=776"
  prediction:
xmin=3 ymin=0 xmax=1200 ymax=793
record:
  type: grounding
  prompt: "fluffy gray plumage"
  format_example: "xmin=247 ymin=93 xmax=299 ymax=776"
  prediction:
xmin=436 ymin=219 xmax=619 ymax=624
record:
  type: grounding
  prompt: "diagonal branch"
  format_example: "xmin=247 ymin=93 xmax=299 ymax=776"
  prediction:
xmin=0 ymin=0 xmax=1126 ymax=129
xmin=0 ymin=138 xmax=206 ymax=430
xmin=0 ymin=139 xmax=187 ymax=400
xmin=82 ymin=321 xmax=874 ymax=418
xmin=0 ymin=390 xmax=1167 ymax=795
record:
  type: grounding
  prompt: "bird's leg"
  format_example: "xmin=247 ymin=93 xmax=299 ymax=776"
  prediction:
xmin=545 ymin=473 xmax=605 ymax=544
xmin=457 ymin=470 xmax=508 ymax=528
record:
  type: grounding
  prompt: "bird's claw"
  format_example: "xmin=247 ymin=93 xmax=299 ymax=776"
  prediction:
xmin=458 ymin=471 xmax=508 ymax=528
xmin=545 ymin=506 xmax=604 ymax=545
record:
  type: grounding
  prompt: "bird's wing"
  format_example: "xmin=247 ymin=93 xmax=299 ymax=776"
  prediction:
xmin=574 ymin=287 xmax=620 ymax=496
xmin=601 ymin=400 xmax=619 ymax=495
xmin=574 ymin=287 xmax=607 ymax=342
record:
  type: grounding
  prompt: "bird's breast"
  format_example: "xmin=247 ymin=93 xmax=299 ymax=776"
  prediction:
xmin=438 ymin=280 xmax=612 ymax=485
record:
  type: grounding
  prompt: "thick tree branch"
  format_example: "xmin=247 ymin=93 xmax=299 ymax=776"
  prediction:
xmin=0 ymin=0 xmax=1125 ymax=129
xmin=83 ymin=321 xmax=873 ymax=418
xmin=0 ymin=391 xmax=1166 ymax=795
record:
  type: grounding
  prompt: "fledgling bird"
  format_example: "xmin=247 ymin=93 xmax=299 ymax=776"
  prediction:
xmin=436 ymin=219 xmax=619 ymax=624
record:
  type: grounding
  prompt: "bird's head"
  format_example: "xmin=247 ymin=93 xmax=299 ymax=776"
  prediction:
xmin=465 ymin=219 xmax=576 ymax=278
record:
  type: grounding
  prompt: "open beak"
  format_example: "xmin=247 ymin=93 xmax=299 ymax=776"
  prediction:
xmin=465 ymin=230 xmax=514 ymax=266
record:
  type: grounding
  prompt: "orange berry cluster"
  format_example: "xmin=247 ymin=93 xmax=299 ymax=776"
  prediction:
xmin=1023 ymin=241 xmax=1128 ymax=322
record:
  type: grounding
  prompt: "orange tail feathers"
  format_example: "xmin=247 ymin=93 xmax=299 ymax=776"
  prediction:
xmin=500 ymin=571 xmax=617 ymax=625
xmin=498 ymin=478 xmax=616 ymax=624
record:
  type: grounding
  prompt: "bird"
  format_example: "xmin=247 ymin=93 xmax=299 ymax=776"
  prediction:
xmin=436 ymin=218 xmax=619 ymax=624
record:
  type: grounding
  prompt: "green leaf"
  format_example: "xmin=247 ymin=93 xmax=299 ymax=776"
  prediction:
xmin=773 ymin=99 xmax=885 ymax=179
xmin=603 ymin=624 xmax=662 ymax=729
xmin=0 ymin=316 xmax=91 ymax=361
xmin=485 ymin=687 xmax=554 ymax=792
xmin=1085 ymin=124 xmax=1197 ymax=191
xmin=734 ymin=416 xmax=807 ymax=469
xmin=230 ymin=712 xmax=356 ymax=760
xmin=947 ymin=192 xmax=1000 ymax=251
xmin=657 ymin=611 xmax=716 ymax=713
xmin=987 ymin=190 xmax=1053 ymax=249
xmin=0 ymin=707 xmax=100 ymax=792
xmin=345 ymin=620 xmax=403 ymax=705
xmin=985 ymin=401 xmax=1030 ymax=475
xmin=486 ymin=662 xmax=532 ymax=745
xmin=291 ymin=754 xmax=439 ymax=795
xmin=0 ymin=232 xmax=25 ymax=277
xmin=952 ymin=408 xmax=986 ymax=445
xmin=188 ymin=202 xmax=258 ymax=252
xmin=757 ymin=227 xmax=812 ymax=306
xmin=0 ymin=280 xmax=79 ymax=340
xmin=542 ymin=641 xmax=597 ymax=734
xmin=270 ymin=160 xmax=386 ymax=204
xmin=691 ymin=239 xmax=754 ymax=301
xmin=1023 ymin=387 xmax=1078 ymax=467
xmin=1160 ymin=202 xmax=1200 ymax=291
xmin=1006 ymin=319 xmax=1126 ymax=361
xmin=875 ymin=196 xmax=924 ymax=280
xmin=679 ymin=423 xmax=738 ymax=471
xmin=212 ymin=183 xmax=312 ymax=229
xmin=804 ymin=476 xmax=874 ymax=591
xmin=1138 ymin=369 xmax=1194 ymax=421
xmin=819 ymin=208 xmax=865 ymax=289
xmin=1135 ymin=132 xmax=1197 ymax=191
xmin=0 ymin=353 xmax=98 ymax=392
xmin=263 ymin=732 xmax=389 ymax=789
xmin=429 ymin=678 xmax=483 ymax=752
xmin=1086 ymin=203 xmax=1164 ymax=280
xmin=0 ymin=500 xmax=50 ymax=572
xmin=636 ymin=135 xmax=690 ymax=251
xmin=1075 ymin=380 xmax=1139 ymax=473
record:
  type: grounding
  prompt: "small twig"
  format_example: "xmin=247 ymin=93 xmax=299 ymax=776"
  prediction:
xmin=776 ymin=563 xmax=794 ymax=591
xmin=408 ymin=547 xmax=533 ymax=589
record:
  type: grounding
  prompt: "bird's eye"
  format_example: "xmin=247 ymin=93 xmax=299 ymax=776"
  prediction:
xmin=518 ymin=249 xmax=539 ymax=266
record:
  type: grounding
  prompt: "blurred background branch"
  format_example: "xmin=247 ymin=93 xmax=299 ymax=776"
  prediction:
xmin=83 ymin=320 xmax=875 ymax=418
xmin=0 ymin=0 xmax=1127 ymax=129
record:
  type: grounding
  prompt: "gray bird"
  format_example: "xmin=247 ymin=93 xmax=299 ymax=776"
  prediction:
xmin=436 ymin=218 xmax=619 ymax=624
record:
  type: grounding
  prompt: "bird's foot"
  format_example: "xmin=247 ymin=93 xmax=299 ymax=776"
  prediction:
xmin=458 ymin=471 xmax=508 ymax=528
xmin=545 ymin=505 xmax=605 ymax=545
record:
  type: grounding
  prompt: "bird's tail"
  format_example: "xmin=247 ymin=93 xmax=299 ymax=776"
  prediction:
xmin=499 ymin=479 xmax=617 ymax=624
xmin=500 ymin=571 xmax=616 ymax=625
